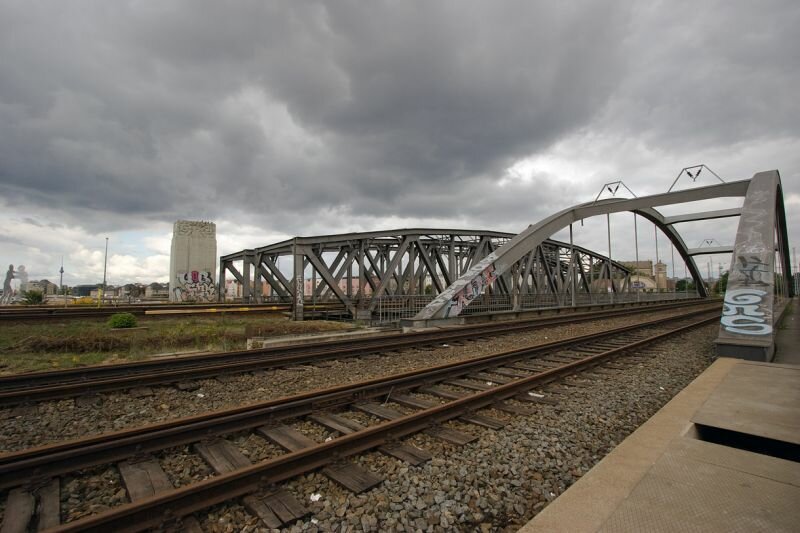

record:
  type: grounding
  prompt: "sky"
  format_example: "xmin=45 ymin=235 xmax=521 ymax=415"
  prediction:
xmin=1 ymin=0 xmax=798 ymax=288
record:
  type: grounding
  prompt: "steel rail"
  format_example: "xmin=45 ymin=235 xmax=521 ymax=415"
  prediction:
xmin=0 ymin=302 xmax=345 ymax=321
xmin=0 ymin=300 xmax=713 ymax=405
xmin=0 ymin=307 xmax=719 ymax=491
xmin=44 ymin=312 xmax=719 ymax=533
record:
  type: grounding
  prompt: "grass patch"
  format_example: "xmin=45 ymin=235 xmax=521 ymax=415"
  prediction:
xmin=0 ymin=315 xmax=355 ymax=375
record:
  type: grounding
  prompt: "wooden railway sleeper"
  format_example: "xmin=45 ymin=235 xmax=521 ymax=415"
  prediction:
xmin=310 ymin=397 xmax=343 ymax=411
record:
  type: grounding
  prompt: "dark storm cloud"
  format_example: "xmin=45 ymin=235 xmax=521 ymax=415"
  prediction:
xmin=0 ymin=0 xmax=797 ymax=245
xmin=0 ymin=0 xmax=630 ymax=231
xmin=600 ymin=1 xmax=800 ymax=150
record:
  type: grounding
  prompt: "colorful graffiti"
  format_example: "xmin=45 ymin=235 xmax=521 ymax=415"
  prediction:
xmin=443 ymin=264 xmax=498 ymax=318
xmin=720 ymin=288 xmax=772 ymax=335
xmin=174 ymin=270 xmax=217 ymax=302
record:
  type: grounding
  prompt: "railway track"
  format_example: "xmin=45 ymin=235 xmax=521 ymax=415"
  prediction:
xmin=0 ymin=308 xmax=719 ymax=532
xmin=0 ymin=300 xmax=717 ymax=405
xmin=0 ymin=302 xmax=345 ymax=322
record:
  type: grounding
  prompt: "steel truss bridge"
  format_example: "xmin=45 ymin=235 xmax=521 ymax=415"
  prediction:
xmin=220 ymin=230 xmax=634 ymax=322
xmin=221 ymin=170 xmax=793 ymax=360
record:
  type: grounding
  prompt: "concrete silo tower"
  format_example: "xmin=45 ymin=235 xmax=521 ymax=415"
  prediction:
xmin=169 ymin=220 xmax=217 ymax=302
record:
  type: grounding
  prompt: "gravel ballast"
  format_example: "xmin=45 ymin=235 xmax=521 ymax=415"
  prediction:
xmin=185 ymin=324 xmax=718 ymax=532
xmin=0 ymin=306 xmax=714 ymax=453
xmin=0 ymin=315 xmax=717 ymax=532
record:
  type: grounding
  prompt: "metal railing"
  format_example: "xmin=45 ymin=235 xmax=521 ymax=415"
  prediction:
xmin=372 ymin=295 xmax=437 ymax=324
xmin=368 ymin=290 xmax=700 ymax=324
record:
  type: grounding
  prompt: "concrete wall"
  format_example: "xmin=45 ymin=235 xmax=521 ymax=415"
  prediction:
xmin=169 ymin=220 xmax=218 ymax=303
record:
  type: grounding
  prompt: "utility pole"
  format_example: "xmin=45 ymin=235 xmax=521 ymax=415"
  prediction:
xmin=670 ymin=244 xmax=675 ymax=294
xmin=684 ymin=259 xmax=688 ymax=297
xmin=101 ymin=237 xmax=109 ymax=307
xmin=607 ymin=213 xmax=613 ymax=305
xmin=569 ymin=223 xmax=576 ymax=308
xmin=654 ymin=225 xmax=659 ymax=265
xmin=634 ymin=213 xmax=640 ymax=302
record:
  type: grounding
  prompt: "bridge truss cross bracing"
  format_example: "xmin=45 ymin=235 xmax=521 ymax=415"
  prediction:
xmin=219 ymin=229 xmax=633 ymax=322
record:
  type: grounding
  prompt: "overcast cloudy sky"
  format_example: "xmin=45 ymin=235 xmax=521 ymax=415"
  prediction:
xmin=1 ymin=0 xmax=798 ymax=287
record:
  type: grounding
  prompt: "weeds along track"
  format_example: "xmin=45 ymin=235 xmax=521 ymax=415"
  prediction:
xmin=0 ymin=300 xmax=717 ymax=405
xmin=0 ymin=308 xmax=720 ymax=532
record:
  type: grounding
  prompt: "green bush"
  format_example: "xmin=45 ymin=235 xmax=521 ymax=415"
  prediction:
xmin=22 ymin=290 xmax=44 ymax=305
xmin=108 ymin=312 xmax=138 ymax=329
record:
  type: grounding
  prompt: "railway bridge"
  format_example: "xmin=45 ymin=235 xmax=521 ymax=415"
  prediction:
xmin=221 ymin=169 xmax=792 ymax=361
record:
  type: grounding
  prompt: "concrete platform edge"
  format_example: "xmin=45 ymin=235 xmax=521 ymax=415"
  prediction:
xmin=518 ymin=356 xmax=740 ymax=533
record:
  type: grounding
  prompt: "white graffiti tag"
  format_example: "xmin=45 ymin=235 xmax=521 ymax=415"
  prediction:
xmin=295 ymin=275 xmax=304 ymax=307
xmin=174 ymin=271 xmax=217 ymax=302
xmin=721 ymin=288 xmax=772 ymax=335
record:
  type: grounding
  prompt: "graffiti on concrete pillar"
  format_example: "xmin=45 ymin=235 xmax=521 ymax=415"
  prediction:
xmin=735 ymin=255 xmax=769 ymax=287
xmin=443 ymin=263 xmax=498 ymax=318
xmin=296 ymin=275 xmax=304 ymax=304
xmin=174 ymin=270 xmax=217 ymax=302
xmin=720 ymin=288 xmax=772 ymax=335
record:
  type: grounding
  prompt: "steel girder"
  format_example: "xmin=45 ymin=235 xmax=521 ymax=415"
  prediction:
xmin=415 ymin=178 xmax=758 ymax=320
xmin=218 ymin=229 xmax=631 ymax=319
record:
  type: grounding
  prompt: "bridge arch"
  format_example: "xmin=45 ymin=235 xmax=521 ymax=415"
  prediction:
xmin=414 ymin=178 xmax=758 ymax=321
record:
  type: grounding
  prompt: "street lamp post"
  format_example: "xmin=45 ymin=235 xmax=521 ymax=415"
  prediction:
xmin=633 ymin=213 xmax=640 ymax=302
xmin=102 ymin=237 xmax=109 ymax=306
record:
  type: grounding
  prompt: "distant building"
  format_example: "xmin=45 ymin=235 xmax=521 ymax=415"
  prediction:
xmin=27 ymin=279 xmax=59 ymax=295
xmin=118 ymin=283 xmax=146 ymax=300
xmin=169 ymin=220 xmax=217 ymax=302
xmin=145 ymin=282 xmax=169 ymax=299
xmin=225 ymin=279 xmax=242 ymax=300
xmin=623 ymin=260 xmax=654 ymax=278
xmin=620 ymin=260 xmax=669 ymax=291
xmin=72 ymin=284 xmax=99 ymax=297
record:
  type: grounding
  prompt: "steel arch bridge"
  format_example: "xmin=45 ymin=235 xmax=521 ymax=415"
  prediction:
xmin=411 ymin=170 xmax=792 ymax=360
xmin=220 ymin=170 xmax=791 ymax=360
